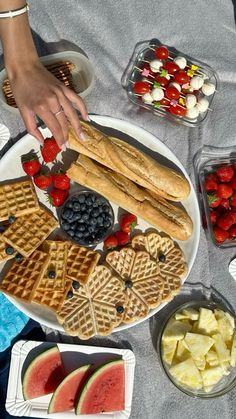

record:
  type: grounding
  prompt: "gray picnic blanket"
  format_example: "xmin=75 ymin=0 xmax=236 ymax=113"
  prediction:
xmin=0 ymin=0 xmax=236 ymax=418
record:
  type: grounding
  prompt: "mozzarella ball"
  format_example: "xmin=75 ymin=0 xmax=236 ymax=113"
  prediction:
xmin=190 ymin=76 xmax=204 ymax=90
xmin=186 ymin=106 xmax=200 ymax=119
xmin=196 ymin=97 xmax=209 ymax=113
xmin=185 ymin=94 xmax=197 ymax=109
xmin=142 ymin=92 xmax=153 ymax=103
xmin=149 ymin=59 xmax=163 ymax=72
xmin=151 ymin=88 xmax=164 ymax=101
xmin=201 ymin=82 xmax=216 ymax=96
xmin=173 ymin=56 xmax=187 ymax=70
xmin=169 ymin=82 xmax=181 ymax=92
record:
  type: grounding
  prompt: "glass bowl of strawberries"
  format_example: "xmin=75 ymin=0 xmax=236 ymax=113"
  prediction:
xmin=194 ymin=146 xmax=236 ymax=248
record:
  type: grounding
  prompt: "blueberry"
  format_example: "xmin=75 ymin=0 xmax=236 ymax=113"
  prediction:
xmin=5 ymin=246 xmax=14 ymax=255
xmin=83 ymin=231 xmax=90 ymax=238
xmin=72 ymin=281 xmax=80 ymax=290
xmin=98 ymin=206 xmax=104 ymax=214
xmin=86 ymin=197 xmax=93 ymax=206
xmin=72 ymin=202 xmax=81 ymax=211
xmin=66 ymin=202 xmax=73 ymax=209
xmin=67 ymin=290 xmax=74 ymax=299
xmin=90 ymin=218 xmax=97 ymax=226
xmin=96 ymin=229 xmax=105 ymax=240
xmin=116 ymin=305 xmax=124 ymax=314
xmin=96 ymin=216 xmax=103 ymax=226
xmin=104 ymin=219 xmax=111 ymax=228
xmin=125 ymin=280 xmax=133 ymax=289
xmin=0 ymin=223 xmax=5 ymax=233
xmin=61 ymin=221 xmax=70 ymax=231
xmin=62 ymin=209 xmax=73 ymax=220
xmin=15 ymin=253 xmax=23 ymax=262
xmin=77 ymin=224 xmax=86 ymax=232
xmin=73 ymin=212 xmax=82 ymax=221
xmin=48 ymin=270 xmax=56 ymax=279
xmin=8 ymin=215 xmax=16 ymax=224
xmin=80 ymin=204 xmax=86 ymax=212
xmin=78 ymin=194 xmax=85 ymax=203
xmin=92 ymin=202 xmax=98 ymax=208
xmin=67 ymin=229 xmax=75 ymax=237
xmin=88 ymin=225 xmax=96 ymax=233
xmin=91 ymin=209 xmax=99 ymax=218
xmin=96 ymin=197 xmax=105 ymax=205
xmin=69 ymin=223 xmax=77 ymax=231
xmin=75 ymin=231 xmax=84 ymax=239
xmin=81 ymin=213 xmax=89 ymax=222
xmin=159 ymin=253 xmax=166 ymax=262
xmin=90 ymin=194 xmax=96 ymax=202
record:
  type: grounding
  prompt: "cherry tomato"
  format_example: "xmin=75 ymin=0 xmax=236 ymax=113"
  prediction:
xmin=155 ymin=75 xmax=169 ymax=87
xmin=160 ymin=97 xmax=170 ymax=106
xmin=155 ymin=46 xmax=169 ymax=60
xmin=163 ymin=61 xmax=180 ymax=74
xmin=165 ymin=86 xmax=180 ymax=100
xmin=169 ymin=105 xmax=187 ymax=117
xmin=133 ymin=81 xmax=151 ymax=94
xmin=174 ymin=71 xmax=190 ymax=85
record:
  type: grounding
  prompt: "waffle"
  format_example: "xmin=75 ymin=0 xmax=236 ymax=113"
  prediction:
xmin=0 ymin=249 xmax=50 ymax=302
xmin=66 ymin=244 xmax=100 ymax=284
xmin=106 ymin=248 xmax=164 ymax=323
xmin=0 ymin=180 xmax=39 ymax=222
xmin=1 ymin=206 xmax=58 ymax=257
xmin=32 ymin=241 xmax=71 ymax=312
xmin=0 ymin=236 xmax=16 ymax=263
xmin=57 ymin=265 xmax=126 ymax=339
xmin=131 ymin=231 xmax=187 ymax=301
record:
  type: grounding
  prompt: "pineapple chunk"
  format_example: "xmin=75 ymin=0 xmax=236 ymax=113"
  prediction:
xmin=201 ymin=366 xmax=223 ymax=387
xmin=162 ymin=339 xmax=177 ymax=365
xmin=212 ymin=333 xmax=230 ymax=363
xmin=220 ymin=361 xmax=230 ymax=376
xmin=192 ymin=355 xmax=206 ymax=371
xmin=169 ymin=357 xmax=202 ymax=390
xmin=184 ymin=333 xmax=214 ymax=357
xmin=162 ymin=319 xmax=192 ymax=342
xmin=198 ymin=308 xmax=218 ymax=335
xmin=230 ymin=331 xmax=236 ymax=367
xmin=214 ymin=309 xmax=225 ymax=320
xmin=217 ymin=317 xmax=234 ymax=345
xmin=206 ymin=350 xmax=219 ymax=367
xmin=225 ymin=312 xmax=235 ymax=329
xmin=182 ymin=308 xmax=199 ymax=321
xmin=175 ymin=340 xmax=190 ymax=361
xmin=175 ymin=312 xmax=189 ymax=320
xmin=204 ymin=385 xmax=214 ymax=393
xmin=214 ymin=310 xmax=234 ymax=329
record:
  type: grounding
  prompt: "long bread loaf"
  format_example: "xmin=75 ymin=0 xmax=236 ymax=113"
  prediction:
xmin=67 ymin=155 xmax=193 ymax=241
xmin=68 ymin=122 xmax=190 ymax=201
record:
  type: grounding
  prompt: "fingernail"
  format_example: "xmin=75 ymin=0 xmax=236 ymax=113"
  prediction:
xmin=86 ymin=115 xmax=91 ymax=122
xmin=79 ymin=132 xmax=86 ymax=141
xmin=61 ymin=143 xmax=66 ymax=152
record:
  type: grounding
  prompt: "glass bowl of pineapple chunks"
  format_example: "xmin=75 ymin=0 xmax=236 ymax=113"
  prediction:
xmin=159 ymin=300 xmax=236 ymax=397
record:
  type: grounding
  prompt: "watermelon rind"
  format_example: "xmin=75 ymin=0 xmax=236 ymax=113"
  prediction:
xmin=48 ymin=364 xmax=91 ymax=414
xmin=76 ymin=359 xmax=124 ymax=415
xmin=22 ymin=346 xmax=63 ymax=400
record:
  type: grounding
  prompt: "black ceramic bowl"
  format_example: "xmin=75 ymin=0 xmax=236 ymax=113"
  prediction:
xmin=59 ymin=190 xmax=114 ymax=247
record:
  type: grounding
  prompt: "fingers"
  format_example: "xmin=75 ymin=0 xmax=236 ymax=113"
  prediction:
xmin=61 ymin=85 xmax=89 ymax=121
xmin=20 ymin=108 xmax=45 ymax=144
xmin=56 ymin=90 xmax=85 ymax=140
xmin=37 ymin=109 xmax=67 ymax=149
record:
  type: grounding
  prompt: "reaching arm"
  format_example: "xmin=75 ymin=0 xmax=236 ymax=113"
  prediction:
xmin=0 ymin=0 xmax=88 ymax=148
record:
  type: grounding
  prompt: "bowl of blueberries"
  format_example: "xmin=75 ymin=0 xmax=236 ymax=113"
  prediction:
xmin=59 ymin=189 xmax=114 ymax=247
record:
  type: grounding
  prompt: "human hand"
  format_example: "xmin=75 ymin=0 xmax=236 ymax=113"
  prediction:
xmin=8 ymin=60 xmax=88 ymax=149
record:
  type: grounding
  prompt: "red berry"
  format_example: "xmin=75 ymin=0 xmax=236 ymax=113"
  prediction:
xmin=48 ymin=188 xmax=68 ymax=207
xmin=205 ymin=173 xmax=218 ymax=183
xmin=163 ymin=61 xmax=180 ymax=74
xmin=34 ymin=172 xmax=52 ymax=190
xmin=104 ymin=234 xmax=118 ymax=249
xmin=173 ymin=71 xmax=190 ymax=85
xmin=230 ymin=192 xmax=236 ymax=207
xmin=213 ymin=226 xmax=229 ymax=243
xmin=160 ymin=97 xmax=170 ymax=106
xmin=120 ymin=213 xmax=137 ymax=233
xmin=217 ymin=184 xmax=233 ymax=199
xmin=229 ymin=176 xmax=236 ymax=190
xmin=115 ymin=231 xmax=130 ymax=246
xmin=216 ymin=165 xmax=234 ymax=183
xmin=169 ymin=105 xmax=186 ymax=117
xmin=21 ymin=152 xmax=41 ymax=176
xmin=204 ymin=178 xmax=218 ymax=192
xmin=155 ymin=75 xmax=169 ymax=87
xmin=228 ymin=225 xmax=236 ymax=239
xmin=133 ymin=81 xmax=151 ymax=95
xmin=52 ymin=172 xmax=70 ymax=190
xmin=208 ymin=194 xmax=222 ymax=208
xmin=165 ymin=86 xmax=180 ymax=100
xmin=216 ymin=213 xmax=234 ymax=230
xmin=41 ymin=137 xmax=61 ymax=163
xmin=209 ymin=210 xmax=217 ymax=225
xmin=218 ymin=198 xmax=230 ymax=211
xmin=155 ymin=46 xmax=169 ymax=60
xmin=228 ymin=209 xmax=236 ymax=224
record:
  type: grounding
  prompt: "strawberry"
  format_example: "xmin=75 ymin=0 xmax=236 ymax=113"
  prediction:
xmin=229 ymin=210 xmax=236 ymax=224
xmin=34 ymin=172 xmax=53 ymax=190
xmin=41 ymin=137 xmax=61 ymax=163
xmin=204 ymin=177 xmax=218 ymax=192
xmin=52 ymin=172 xmax=70 ymax=190
xmin=207 ymin=194 xmax=222 ymax=208
xmin=48 ymin=188 xmax=68 ymax=207
xmin=216 ymin=165 xmax=234 ymax=183
xmin=209 ymin=210 xmax=217 ymax=225
xmin=213 ymin=226 xmax=229 ymax=243
xmin=218 ymin=198 xmax=230 ymax=211
xmin=216 ymin=184 xmax=233 ymax=199
xmin=21 ymin=152 xmax=41 ymax=176
xmin=229 ymin=176 xmax=236 ymax=190
xmin=104 ymin=234 xmax=118 ymax=249
xmin=115 ymin=231 xmax=130 ymax=246
xmin=230 ymin=192 xmax=236 ymax=207
xmin=216 ymin=213 xmax=234 ymax=230
xmin=120 ymin=213 xmax=137 ymax=233
xmin=228 ymin=225 xmax=236 ymax=239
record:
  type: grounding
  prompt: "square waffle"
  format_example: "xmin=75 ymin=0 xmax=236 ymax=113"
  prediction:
xmin=0 ymin=235 xmax=16 ymax=263
xmin=0 ymin=249 xmax=50 ymax=302
xmin=32 ymin=240 xmax=71 ymax=312
xmin=66 ymin=244 xmax=100 ymax=284
xmin=57 ymin=265 xmax=127 ymax=339
xmin=1 ymin=206 xmax=58 ymax=257
xmin=106 ymin=247 xmax=164 ymax=324
xmin=0 ymin=180 xmax=39 ymax=222
xmin=131 ymin=231 xmax=187 ymax=301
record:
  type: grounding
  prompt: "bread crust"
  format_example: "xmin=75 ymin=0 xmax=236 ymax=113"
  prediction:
xmin=68 ymin=122 xmax=190 ymax=201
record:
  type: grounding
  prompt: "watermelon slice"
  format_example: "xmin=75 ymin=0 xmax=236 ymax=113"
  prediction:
xmin=22 ymin=346 xmax=65 ymax=400
xmin=76 ymin=359 xmax=125 ymax=414
xmin=48 ymin=364 xmax=91 ymax=413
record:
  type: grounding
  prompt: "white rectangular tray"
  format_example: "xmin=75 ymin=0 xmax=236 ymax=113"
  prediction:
xmin=6 ymin=340 xmax=135 ymax=418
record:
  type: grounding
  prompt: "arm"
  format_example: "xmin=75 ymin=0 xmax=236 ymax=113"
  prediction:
xmin=0 ymin=0 xmax=88 ymax=148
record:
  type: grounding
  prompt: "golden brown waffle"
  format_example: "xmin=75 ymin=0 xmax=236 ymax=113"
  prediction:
xmin=66 ymin=244 xmax=100 ymax=284
xmin=106 ymin=248 xmax=164 ymax=323
xmin=57 ymin=265 xmax=126 ymax=339
xmin=1 ymin=206 xmax=58 ymax=257
xmin=0 ymin=236 xmax=16 ymax=263
xmin=0 ymin=249 xmax=50 ymax=302
xmin=0 ymin=180 xmax=39 ymax=222
xmin=32 ymin=241 xmax=71 ymax=312
xmin=131 ymin=231 xmax=187 ymax=301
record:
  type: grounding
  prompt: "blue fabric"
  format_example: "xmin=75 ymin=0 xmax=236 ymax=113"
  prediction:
xmin=0 ymin=319 xmax=45 ymax=419
xmin=0 ymin=293 xmax=29 ymax=352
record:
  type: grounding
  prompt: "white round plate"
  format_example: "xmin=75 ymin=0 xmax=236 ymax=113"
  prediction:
xmin=0 ymin=115 xmax=200 ymax=334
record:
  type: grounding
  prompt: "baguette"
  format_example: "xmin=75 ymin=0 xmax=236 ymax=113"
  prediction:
xmin=68 ymin=122 xmax=190 ymax=201
xmin=67 ymin=155 xmax=193 ymax=241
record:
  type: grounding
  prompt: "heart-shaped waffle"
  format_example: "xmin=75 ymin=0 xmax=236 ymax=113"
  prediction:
xmin=106 ymin=248 xmax=164 ymax=323
xmin=57 ymin=265 xmax=126 ymax=339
